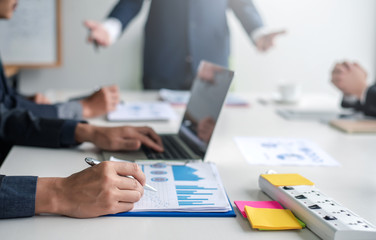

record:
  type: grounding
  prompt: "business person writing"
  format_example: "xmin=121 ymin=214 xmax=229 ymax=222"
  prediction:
xmin=0 ymin=0 xmax=163 ymax=219
xmin=331 ymin=61 xmax=376 ymax=117
xmin=85 ymin=0 xmax=285 ymax=90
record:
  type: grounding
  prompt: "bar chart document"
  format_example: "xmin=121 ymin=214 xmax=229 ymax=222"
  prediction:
xmin=234 ymin=137 xmax=340 ymax=166
xmin=107 ymin=102 xmax=177 ymax=122
xmin=129 ymin=161 xmax=232 ymax=213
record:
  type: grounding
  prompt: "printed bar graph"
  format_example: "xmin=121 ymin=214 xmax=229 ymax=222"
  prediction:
xmin=176 ymin=185 xmax=216 ymax=206
xmin=179 ymin=202 xmax=215 ymax=206
xmin=177 ymin=196 xmax=209 ymax=201
xmin=176 ymin=185 xmax=218 ymax=190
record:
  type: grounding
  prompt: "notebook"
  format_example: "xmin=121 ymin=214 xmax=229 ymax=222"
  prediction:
xmin=330 ymin=119 xmax=376 ymax=133
xmin=103 ymin=60 xmax=234 ymax=161
xmin=107 ymin=160 xmax=235 ymax=217
xmin=107 ymin=101 xmax=177 ymax=122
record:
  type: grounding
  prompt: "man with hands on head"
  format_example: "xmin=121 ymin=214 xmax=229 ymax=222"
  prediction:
xmin=331 ymin=61 xmax=376 ymax=117
xmin=0 ymin=0 xmax=163 ymax=219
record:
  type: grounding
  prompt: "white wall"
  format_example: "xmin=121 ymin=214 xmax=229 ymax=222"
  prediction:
xmin=20 ymin=0 xmax=376 ymax=96
xmin=230 ymin=0 xmax=376 ymax=95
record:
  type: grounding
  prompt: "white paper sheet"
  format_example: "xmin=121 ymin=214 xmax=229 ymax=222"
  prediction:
xmin=159 ymin=88 xmax=248 ymax=106
xmin=110 ymin=157 xmax=231 ymax=212
xmin=107 ymin=102 xmax=178 ymax=122
xmin=234 ymin=137 xmax=340 ymax=166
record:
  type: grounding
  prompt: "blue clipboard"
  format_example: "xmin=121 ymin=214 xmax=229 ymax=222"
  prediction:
xmin=106 ymin=196 xmax=236 ymax=218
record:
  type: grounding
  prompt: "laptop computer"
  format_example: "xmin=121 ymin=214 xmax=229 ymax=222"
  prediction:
xmin=102 ymin=60 xmax=234 ymax=161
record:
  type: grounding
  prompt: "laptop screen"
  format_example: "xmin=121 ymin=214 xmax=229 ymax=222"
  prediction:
xmin=178 ymin=61 xmax=234 ymax=159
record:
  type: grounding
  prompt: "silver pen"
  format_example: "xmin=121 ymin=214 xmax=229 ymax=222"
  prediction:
xmin=85 ymin=157 xmax=157 ymax=192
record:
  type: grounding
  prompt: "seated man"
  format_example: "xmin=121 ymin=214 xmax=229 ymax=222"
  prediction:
xmin=2 ymin=66 xmax=120 ymax=120
xmin=0 ymin=0 xmax=163 ymax=219
xmin=0 ymin=103 xmax=163 ymax=219
xmin=331 ymin=61 xmax=376 ymax=117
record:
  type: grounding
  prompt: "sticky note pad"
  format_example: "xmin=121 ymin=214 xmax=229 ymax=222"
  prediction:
xmin=234 ymin=201 xmax=283 ymax=218
xmin=261 ymin=174 xmax=314 ymax=187
xmin=244 ymin=206 xmax=303 ymax=230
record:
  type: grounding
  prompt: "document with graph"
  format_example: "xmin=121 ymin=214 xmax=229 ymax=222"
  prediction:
xmin=126 ymin=161 xmax=232 ymax=213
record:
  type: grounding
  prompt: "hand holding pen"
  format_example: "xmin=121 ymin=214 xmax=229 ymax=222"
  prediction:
xmin=85 ymin=157 xmax=157 ymax=192
xmin=84 ymin=20 xmax=111 ymax=51
xmin=38 ymin=160 xmax=146 ymax=218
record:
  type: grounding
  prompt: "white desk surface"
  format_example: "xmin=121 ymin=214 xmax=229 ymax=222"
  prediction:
xmin=1 ymin=91 xmax=376 ymax=240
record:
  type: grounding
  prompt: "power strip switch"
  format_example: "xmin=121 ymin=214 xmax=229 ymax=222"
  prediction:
xmin=259 ymin=173 xmax=376 ymax=240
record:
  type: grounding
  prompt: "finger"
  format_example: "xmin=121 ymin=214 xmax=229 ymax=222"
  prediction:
xmin=117 ymin=189 xmax=144 ymax=203
xmin=353 ymin=62 xmax=367 ymax=74
xmin=112 ymin=162 xmax=146 ymax=186
xmin=269 ymin=30 xmax=286 ymax=39
xmin=113 ymin=202 xmax=135 ymax=213
xmin=342 ymin=61 xmax=351 ymax=70
xmin=137 ymin=127 xmax=162 ymax=144
xmin=83 ymin=20 xmax=98 ymax=30
xmin=136 ymin=127 xmax=164 ymax=150
xmin=136 ymin=132 xmax=164 ymax=152
xmin=107 ymin=85 xmax=119 ymax=92
xmin=115 ymin=175 xmax=144 ymax=192
xmin=120 ymin=139 xmax=142 ymax=151
xmin=332 ymin=63 xmax=343 ymax=74
xmin=335 ymin=64 xmax=347 ymax=74
xmin=272 ymin=30 xmax=287 ymax=36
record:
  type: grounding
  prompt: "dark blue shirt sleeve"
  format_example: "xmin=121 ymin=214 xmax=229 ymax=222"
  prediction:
xmin=108 ymin=0 xmax=144 ymax=31
xmin=0 ymin=175 xmax=38 ymax=219
xmin=363 ymin=84 xmax=376 ymax=117
xmin=0 ymin=104 xmax=83 ymax=148
xmin=60 ymin=120 xmax=87 ymax=147
xmin=228 ymin=0 xmax=264 ymax=37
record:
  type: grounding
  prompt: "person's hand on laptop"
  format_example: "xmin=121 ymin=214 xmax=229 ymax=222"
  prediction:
xmin=75 ymin=124 xmax=164 ymax=152
xmin=35 ymin=161 xmax=145 ymax=218
xmin=81 ymin=85 xmax=120 ymax=118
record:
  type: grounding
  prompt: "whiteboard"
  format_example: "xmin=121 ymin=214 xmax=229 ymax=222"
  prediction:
xmin=0 ymin=0 xmax=61 ymax=67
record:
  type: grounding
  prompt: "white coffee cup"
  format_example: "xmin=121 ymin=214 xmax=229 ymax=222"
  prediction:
xmin=277 ymin=83 xmax=301 ymax=103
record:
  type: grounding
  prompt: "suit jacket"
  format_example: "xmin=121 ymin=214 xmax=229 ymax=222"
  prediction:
xmin=341 ymin=84 xmax=376 ymax=117
xmin=109 ymin=0 xmax=263 ymax=89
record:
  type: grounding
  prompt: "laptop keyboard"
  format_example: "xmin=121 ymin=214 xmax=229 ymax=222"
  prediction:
xmin=141 ymin=135 xmax=193 ymax=160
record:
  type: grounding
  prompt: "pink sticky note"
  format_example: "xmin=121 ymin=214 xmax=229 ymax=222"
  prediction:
xmin=234 ymin=201 xmax=284 ymax=218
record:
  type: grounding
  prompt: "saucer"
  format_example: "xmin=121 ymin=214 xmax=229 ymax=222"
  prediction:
xmin=272 ymin=93 xmax=299 ymax=104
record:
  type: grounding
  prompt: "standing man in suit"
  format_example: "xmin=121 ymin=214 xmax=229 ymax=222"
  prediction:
xmin=331 ymin=61 xmax=376 ymax=117
xmin=85 ymin=0 xmax=285 ymax=90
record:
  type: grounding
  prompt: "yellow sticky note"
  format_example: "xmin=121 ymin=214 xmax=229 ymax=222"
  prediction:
xmin=244 ymin=206 xmax=302 ymax=230
xmin=261 ymin=174 xmax=314 ymax=187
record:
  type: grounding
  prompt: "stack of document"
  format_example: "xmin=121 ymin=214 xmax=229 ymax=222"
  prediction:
xmin=109 ymin=158 xmax=234 ymax=216
xmin=159 ymin=88 xmax=249 ymax=106
xmin=234 ymin=137 xmax=340 ymax=166
xmin=132 ymin=161 xmax=231 ymax=212
xmin=107 ymin=102 xmax=177 ymax=122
